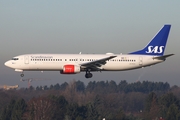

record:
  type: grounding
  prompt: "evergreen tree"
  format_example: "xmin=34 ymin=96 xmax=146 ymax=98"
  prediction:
xmin=60 ymin=82 xmax=68 ymax=90
xmin=75 ymin=81 xmax=85 ymax=92
xmin=11 ymin=98 xmax=27 ymax=120
xmin=145 ymin=92 xmax=158 ymax=112
xmin=1 ymin=99 xmax=16 ymax=120
xmin=159 ymin=93 xmax=180 ymax=119
xmin=166 ymin=104 xmax=180 ymax=120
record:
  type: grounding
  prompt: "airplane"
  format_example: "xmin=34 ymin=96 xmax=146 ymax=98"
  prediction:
xmin=4 ymin=25 xmax=174 ymax=78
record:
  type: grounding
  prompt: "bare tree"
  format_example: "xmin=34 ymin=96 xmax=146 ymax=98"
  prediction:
xmin=23 ymin=97 xmax=57 ymax=120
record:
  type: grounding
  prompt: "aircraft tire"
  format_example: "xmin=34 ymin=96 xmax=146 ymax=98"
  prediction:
xmin=85 ymin=73 xmax=93 ymax=78
xmin=21 ymin=74 xmax=24 ymax=77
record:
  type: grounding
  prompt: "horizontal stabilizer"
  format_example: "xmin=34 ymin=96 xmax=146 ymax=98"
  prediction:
xmin=153 ymin=54 xmax=174 ymax=60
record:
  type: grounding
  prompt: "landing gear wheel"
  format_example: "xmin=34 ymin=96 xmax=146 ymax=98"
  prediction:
xmin=88 ymin=73 xmax=93 ymax=78
xmin=85 ymin=73 xmax=93 ymax=78
xmin=20 ymin=74 xmax=24 ymax=77
xmin=85 ymin=74 xmax=88 ymax=78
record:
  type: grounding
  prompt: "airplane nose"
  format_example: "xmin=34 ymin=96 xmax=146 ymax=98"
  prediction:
xmin=4 ymin=61 xmax=10 ymax=67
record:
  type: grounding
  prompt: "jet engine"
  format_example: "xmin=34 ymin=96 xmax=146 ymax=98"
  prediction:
xmin=60 ymin=65 xmax=80 ymax=74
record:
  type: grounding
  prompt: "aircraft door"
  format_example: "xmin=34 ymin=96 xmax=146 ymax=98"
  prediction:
xmin=139 ymin=57 xmax=143 ymax=66
xmin=24 ymin=56 xmax=29 ymax=64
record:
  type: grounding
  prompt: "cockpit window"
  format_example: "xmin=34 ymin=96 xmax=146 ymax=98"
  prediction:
xmin=12 ymin=58 xmax=19 ymax=60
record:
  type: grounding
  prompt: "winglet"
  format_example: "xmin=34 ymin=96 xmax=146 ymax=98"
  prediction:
xmin=130 ymin=25 xmax=171 ymax=56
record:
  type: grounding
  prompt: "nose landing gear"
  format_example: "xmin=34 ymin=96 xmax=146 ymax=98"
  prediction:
xmin=20 ymin=73 xmax=24 ymax=77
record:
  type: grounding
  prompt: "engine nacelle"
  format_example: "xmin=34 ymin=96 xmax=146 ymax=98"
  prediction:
xmin=60 ymin=65 xmax=80 ymax=74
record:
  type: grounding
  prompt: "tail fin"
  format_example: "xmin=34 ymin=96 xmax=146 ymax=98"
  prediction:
xmin=130 ymin=25 xmax=171 ymax=56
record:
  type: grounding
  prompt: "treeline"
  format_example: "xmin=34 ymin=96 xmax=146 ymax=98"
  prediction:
xmin=36 ymin=80 xmax=170 ymax=93
xmin=0 ymin=80 xmax=179 ymax=120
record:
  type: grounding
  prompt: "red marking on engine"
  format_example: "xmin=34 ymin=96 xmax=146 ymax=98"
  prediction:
xmin=63 ymin=65 xmax=75 ymax=73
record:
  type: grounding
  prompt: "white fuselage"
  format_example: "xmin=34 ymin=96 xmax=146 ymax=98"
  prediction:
xmin=4 ymin=54 xmax=163 ymax=72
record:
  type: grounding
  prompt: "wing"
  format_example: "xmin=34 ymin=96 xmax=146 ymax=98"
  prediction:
xmin=80 ymin=56 xmax=116 ymax=71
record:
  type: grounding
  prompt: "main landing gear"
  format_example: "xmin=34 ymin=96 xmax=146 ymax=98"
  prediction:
xmin=85 ymin=70 xmax=93 ymax=78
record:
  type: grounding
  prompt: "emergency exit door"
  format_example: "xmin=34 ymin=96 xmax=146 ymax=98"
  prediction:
xmin=24 ymin=56 xmax=29 ymax=64
xmin=139 ymin=57 xmax=143 ymax=66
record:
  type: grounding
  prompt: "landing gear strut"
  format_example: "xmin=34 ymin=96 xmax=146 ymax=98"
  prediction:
xmin=85 ymin=70 xmax=93 ymax=78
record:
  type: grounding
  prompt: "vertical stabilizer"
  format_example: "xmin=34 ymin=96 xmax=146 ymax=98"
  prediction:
xmin=130 ymin=25 xmax=171 ymax=56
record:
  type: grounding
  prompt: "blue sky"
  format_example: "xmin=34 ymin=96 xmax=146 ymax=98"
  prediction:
xmin=0 ymin=1 xmax=179 ymax=88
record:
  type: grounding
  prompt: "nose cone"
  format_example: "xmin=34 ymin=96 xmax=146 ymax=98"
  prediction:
xmin=4 ymin=61 xmax=11 ymax=67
